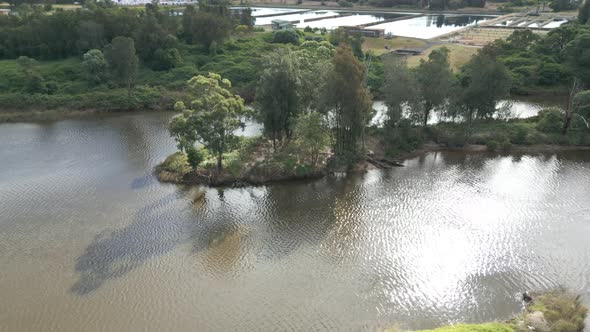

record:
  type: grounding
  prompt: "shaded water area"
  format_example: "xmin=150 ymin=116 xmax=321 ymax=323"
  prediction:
xmin=1 ymin=111 xmax=590 ymax=331
xmin=371 ymin=96 xmax=569 ymax=126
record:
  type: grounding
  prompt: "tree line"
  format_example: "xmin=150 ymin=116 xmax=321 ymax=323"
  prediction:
xmin=484 ymin=18 xmax=590 ymax=135
xmin=0 ymin=0 xmax=252 ymax=61
xmin=168 ymin=17 xmax=590 ymax=174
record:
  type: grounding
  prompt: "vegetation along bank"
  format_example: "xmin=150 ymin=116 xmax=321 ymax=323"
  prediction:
xmin=152 ymin=1 xmax=590 ymax=187
xmin=387 ymin=290 xmax=587 ymax=332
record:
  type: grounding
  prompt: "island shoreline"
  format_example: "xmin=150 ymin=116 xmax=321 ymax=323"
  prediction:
xmin=155 ymin=143 xmax=590 ymax=188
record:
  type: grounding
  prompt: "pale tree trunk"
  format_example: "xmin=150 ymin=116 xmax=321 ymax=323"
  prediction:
xmin=216 ymin=150 xmax=223 ymax=173
xmin=562 ymin=78 xmax=580 ymax=136
xmin=217 ymin=133 xmax=225 ymax=173
xmin=423 ymin=103 xmax=432 ymax=128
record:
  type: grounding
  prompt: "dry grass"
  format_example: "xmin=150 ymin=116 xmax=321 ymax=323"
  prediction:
xmin=53 ymin=4 xmax=82 ymax=9
xmin=362 ymin=37 xmax=428 ymax=56
xmin=406 ymin=43 xmax=480 ymax=72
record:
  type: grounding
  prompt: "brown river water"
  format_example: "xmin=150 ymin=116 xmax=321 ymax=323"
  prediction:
xmin=1 ymin=111 xmax=589 ymax=331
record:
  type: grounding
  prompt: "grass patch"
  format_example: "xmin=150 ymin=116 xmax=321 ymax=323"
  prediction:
xmin=363 ymin=37 xmax=428 ymax=56
xmin=385 ymin=290 xmax=587 ymax=332
xmin=156 ymin=152 xmax=191 ymax=175
xmin=52 ymin=4 xmax=82 ymax=10
xmin=513 ymin=290 xmax=588 ymax=332
xmin=406 ymin=44 xmax=480 ymax=72
xmin=414 ymin=323 xmax=514 ymax=332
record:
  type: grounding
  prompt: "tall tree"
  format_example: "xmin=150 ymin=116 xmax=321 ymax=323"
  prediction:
xmin=415 ymin=47 xmax=453 ymax=127
xmin=563 ymin=33 xmax=590 ymax=134
xmin=16 ymin=56 xmax=46 ymax=94
xmin=580 ymin=0 xmax=590 ymax=24
xmin=133 ymin=11 xmax=176 ymax=65
xmin=324 ymin=44 xmax=372 ymax=160
xmin=82 ymin=49 xmax=107 ymax=84
xmin=454 ymin=52 xmax=511 ymax=132
xmin=329 ymin=28 xmax=364 ymax=59
xmin=77 ymin=20 xmax=105 ymax=53
xmin=382 ymin=57 xmax=419 ymax=128
xmin=169 ymin=73 xmax=247 ymax=172
xmin=188 ymin=12 xmax=231 ymax=49
xmin=104 ymin=36 xmax=138 ymax=97
xmin=573 ymin=90 xmax=590 ymax=129
xmin=294 ymin=112 xmax=330 ymax=168
xmin=238 ymin=7 xmax=254 ymax=29
xmin=296 ymin=40 xmax=335 ymax=112
xmin=256 ymin=48 xmax=302 ymax=151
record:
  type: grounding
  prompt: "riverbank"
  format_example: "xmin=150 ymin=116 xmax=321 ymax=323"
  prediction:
xmin=155 ymin=137 xmax=330 ymax=187
xmin=156 ymin=138 xmax=590 ymax=187
xmin=388 ymin=289 xmax=588 ymax=332
xmin=155 ymin=108 xmax=590 ymax=188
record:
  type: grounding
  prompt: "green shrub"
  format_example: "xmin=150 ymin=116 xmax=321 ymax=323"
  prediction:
xmin=551 ymin=319 xmax=578 ymax=332
xmin=487 ymin=140 xmax=499 ymax=151
xmin=234 ymin=25 xmax=250 ymax=34
xmin=271 ymin=30 xmax=300 ymax=45
xmin=536 ymin=62 xmax=566 ymax=85
xmin=536 ymin=107 xmax=564 ymax=133
xmin=446 ymin=131 xmax=466 ymax=148
xmin=525 ymin=131 xmax=546 ymax=145
xmin=153 ymin=48 xmax=182 ymax=71
xmin=224 ymin=152 xmax=244 ymax=177
xmin=295 ymin=164 xmax=313 ymax=176
xmin=187 ymin=147 xmax=206 ymax=170
xmin=501 ymin=138 xmax=512 ymax=150
xmin=510 ymin=125 xmax=529 ymax=144
xmin=158 ymin=152 xmax=191 ymax=174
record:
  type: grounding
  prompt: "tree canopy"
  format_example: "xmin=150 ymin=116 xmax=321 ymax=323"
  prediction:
xmin=324 ymin=43 xmax=372 ymax=159
xmin=415 ymin=47 xmax=454 ymax=127
xmin=256 ymin=48 xmax=302 ymax=150
xmin=169 ymin=73 xmax=247 ymax=172
xmin=104 ymin=36 xmax=138 ymax=96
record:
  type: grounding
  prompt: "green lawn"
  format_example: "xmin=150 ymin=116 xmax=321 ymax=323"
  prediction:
xmin=362 ymin=36 xmax=428 ymax=56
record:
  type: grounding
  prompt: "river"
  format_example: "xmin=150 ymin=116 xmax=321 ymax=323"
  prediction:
xmin=1 ymin=111 xmax=589 ymax=331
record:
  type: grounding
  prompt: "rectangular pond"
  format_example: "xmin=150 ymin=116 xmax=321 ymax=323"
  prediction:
xmin=251 ymin=9 xmax=415 ymax=29
xmin=295 ymin=12 xmax=410 ymax=30
xmin=232 ymin=6 xmax=304 ymax=17
xmin=254 ymin=10 xmax=339 ymax=26
xmin=366 ymin=14 xmax=495 ymax=39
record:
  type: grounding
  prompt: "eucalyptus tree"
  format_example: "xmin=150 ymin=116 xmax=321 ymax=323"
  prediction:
xmin=454 ymin=51 xmax=511 ymax=131
xmin=324 ymin=44 xmax=372 ymax=160
xmin=580 ymin=0 xmax=590 ymax=24
xmin=414 ymin=47 xmax=454 ymax=127
xmin=572 ymin=90 xmax=590 ymax=130
xmin=294 ymin=112 xmax=330 ymax=168
xmin=295 ymin=41 xmax=335 ymax=113
xmin=256 ymin=48 xmax=302 ymax=151
xmin=82 ymin=49 xmax=107 ymax=84
xmin=563 ymin=33 xmax=590 ymax=134
xmin=382 ymin=57 xmax=419 ymax=127
xmin=169 ymin=73 xmax=247 ymax=173
xmin=104 ymin=36 xmax=138 ymax=97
